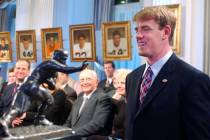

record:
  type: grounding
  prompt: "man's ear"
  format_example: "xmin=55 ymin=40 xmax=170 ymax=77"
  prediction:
xmin=162 ymin=25 xmax=171 ymax=40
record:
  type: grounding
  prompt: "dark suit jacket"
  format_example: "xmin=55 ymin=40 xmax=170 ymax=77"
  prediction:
xmin=0 ymin=82 xmax=8 ymax=95
xmin=63 ymin=84 xmax=77 ymax=103
xmin=98 ymin=79 xmax=115 ymax=96
xmin=65 ymin=89 xmax=113 ymax=137
xmin=23 ymin=89 xmax=72 ymax=126
xmin=125 ymin=54 xmax=210 ymax=140
xmin=0 ymin=83 xmax=17 ymax=116
xmin=112 ymin=98 xmax=125 ymax=139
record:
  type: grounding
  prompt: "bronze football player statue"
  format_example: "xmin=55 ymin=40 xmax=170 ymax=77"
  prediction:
xmin=0 ymin=49 xmax=88 ymax=138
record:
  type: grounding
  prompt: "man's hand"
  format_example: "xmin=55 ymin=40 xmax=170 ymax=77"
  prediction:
xmin=11 ymin=112 xmax=26 ymax=127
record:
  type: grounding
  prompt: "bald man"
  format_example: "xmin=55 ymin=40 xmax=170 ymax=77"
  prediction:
xmin=65 ymin=69 xmax=113 ymax=137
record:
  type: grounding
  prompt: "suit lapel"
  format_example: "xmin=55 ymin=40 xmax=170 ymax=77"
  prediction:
xmin=135 ymin=54 xmax=176 ymax=117
xmin=133 ymin=65 xmax=145 ymax=112
xmin=78 ymin=91 xmax=97 ymax=116
xmin=73 ymin=91 xmax=97 ymax=125
xmin=72 ymin=94 xmax=84 ymax=126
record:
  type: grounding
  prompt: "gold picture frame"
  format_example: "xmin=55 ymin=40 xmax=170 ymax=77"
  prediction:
xmin=16 ymin=30 xmax=36 ymax=62
xmin=166 ymin=4 xmax=181 ymax=54
xmin=41 ymin=27 xmax=63 ymax=60
xmin=102 ymin=21 xmax=132 ymax=61
xmin=0 ymin=32 xmax=12 ymax=62
xmin=70 ymin=24 xmax=96 ymax=62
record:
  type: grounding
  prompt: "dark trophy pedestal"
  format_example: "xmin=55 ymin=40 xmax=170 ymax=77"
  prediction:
xmin=8 ymin=125 xmax=80 ymax=140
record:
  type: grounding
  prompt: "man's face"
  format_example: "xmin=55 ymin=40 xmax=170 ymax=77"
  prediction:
xmin=8 ymin=72 xmax=16 ymax=84
xmin=48 ymin=37 xmax=55 ymax=47
xmin=57 ymin=72 xmax=68 ymax=85
xmin=113 ymin=34 xmax=121 ymax=47
xmin=78 ymin=36 xmax=85 ymax=48
xmin=14 ymin=61 xmax=30 ymax=82
xmin=23 ymin=40 xmax=29 ymax=49
xmin=1 ymin=39 xmax=6 ymax=47
xmin=136 ymin=19 xmax=164 ymax=58
xmin=79 ymin=71 xmax=98 ymax=95
xmin=104 ymin=63 xmax=115 ymax=78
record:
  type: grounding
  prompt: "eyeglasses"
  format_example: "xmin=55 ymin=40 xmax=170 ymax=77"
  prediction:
xmin=79 ymin=77 xmax=92 ymax=83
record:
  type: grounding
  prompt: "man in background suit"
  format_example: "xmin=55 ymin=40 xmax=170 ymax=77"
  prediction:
xmin=0 ymin=68 xmax=4 ymax=93
xmin=0 ymin=67 xmax=16 ymax=95
xmin=125 ymin=6 xmax=210 ymax=140
xmin=55 ymin=72 xmax=77 ymax=102
xmin=98 ymin=61 xmax=115 ymax=95
xmin=0 ymin=60 xmax=30 ymax=117
xmin=65 ymin=69 xmax=113 ymax=137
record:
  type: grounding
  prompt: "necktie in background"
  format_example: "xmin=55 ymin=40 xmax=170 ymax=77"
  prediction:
xmin=105 ymin=79 xmax=109 ymax=87
xmin=139 ymin=67 xmax=153 ymax=103
xmin=12 ymin=84 xmax=19 ymax=96
xmin=78 ymin=96 xmax=88 ymax=115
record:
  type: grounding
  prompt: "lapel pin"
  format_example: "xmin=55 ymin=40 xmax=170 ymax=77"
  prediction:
xmin=162 ymin=79 xmax=168 ymax=83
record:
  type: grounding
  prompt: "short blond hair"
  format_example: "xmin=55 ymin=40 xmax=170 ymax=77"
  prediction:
xmin=134 ymin=6 xmax=176 ymax=45
xmin=113 ymin=69 xmax=131 ymax=83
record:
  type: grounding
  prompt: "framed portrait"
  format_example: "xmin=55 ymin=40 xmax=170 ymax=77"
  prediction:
xmin=41 ymin=27 xmax=63 ymax=60
xmin=166 ymin=4 xmax=181 ymax=54
xmin=16 ymin=30 xmax=36 ymax=62
xmin=102 ymin=21 xmax=131 ymax=60
xmin=70 ymin=24 xmax=96 ymax=62
xmin=0 ymin=32 xmax=12 ymax=62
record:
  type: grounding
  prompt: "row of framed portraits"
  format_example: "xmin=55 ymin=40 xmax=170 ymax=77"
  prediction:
xmin=0 ymin=3 xmax=181 ymax=63
xmin=0 ymin=21 xmax=132 ymax=62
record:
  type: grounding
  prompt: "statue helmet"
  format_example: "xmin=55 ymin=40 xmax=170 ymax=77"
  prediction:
xmin=53 ymin=49 xmax=68 ymax=64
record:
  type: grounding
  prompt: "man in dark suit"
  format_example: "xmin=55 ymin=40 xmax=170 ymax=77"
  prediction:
xmin=125 ymin=6 xmax=210 ymax=140
xmin=0 ymin=60 xmax=30 ymax=117
xmin=0 ymin=67 xmax=16 ymax=95
xmin=55 ymin=72 xmax=77 ymax=102
xmin=98 ymin=61 xmax=116 ymax=95
xmin=65 ymin=69 xmax=113 ymax=137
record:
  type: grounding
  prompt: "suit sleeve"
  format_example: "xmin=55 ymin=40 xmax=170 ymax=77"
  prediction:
xmin=125 ymin=74 xmax=131 ymax=100
xmin=181 ymin=73 xmax=210 ymax=140
xmin=74 ymin=94 xmax=112 ymax=136
xmin=45 ymin=90 xmax=66 ymax=121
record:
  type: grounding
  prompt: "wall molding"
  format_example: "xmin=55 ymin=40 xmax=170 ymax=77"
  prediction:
xmin=204 ymin=0 xmax=210 ymax=75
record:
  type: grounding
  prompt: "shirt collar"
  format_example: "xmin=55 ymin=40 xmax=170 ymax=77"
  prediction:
xmin=143 ymin=50 xmax=173 ymax=78
xmin=107 ymin=78 xmax=113 ymax=84
xmin=83 ymin=88 xmax=96 ymax=99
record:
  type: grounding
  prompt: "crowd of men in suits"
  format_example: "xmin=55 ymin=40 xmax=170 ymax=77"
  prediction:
xmin=1 ymin=6 xmax=210 ymax=140
xmin=0 ymin=59 xmax=126 ymax=139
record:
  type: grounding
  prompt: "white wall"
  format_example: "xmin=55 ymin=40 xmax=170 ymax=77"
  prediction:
xmin=16 ymin=0 xmax=54 ymax=69
xmin=143 ymin=0 xmax=205 ymax=71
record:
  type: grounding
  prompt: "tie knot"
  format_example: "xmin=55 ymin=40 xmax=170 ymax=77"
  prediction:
xmin=15 ymin=84 xmax=20 ymax=89
xmin=83 ymin=96 xmax=88 ymax=101
xmin=144 ymin=66 xmax=153 ymax=78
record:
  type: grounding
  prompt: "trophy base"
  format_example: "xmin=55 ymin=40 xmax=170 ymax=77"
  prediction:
xmin=8 ymin=125 xmax=80 ymax=140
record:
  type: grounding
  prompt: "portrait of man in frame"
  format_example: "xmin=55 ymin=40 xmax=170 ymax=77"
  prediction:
xmin=0 ymin=32 xmax=12 ymax=62
xmin=70 ymin=24 xmax=96 ymax=62
xmin=102 ymin=21 xmax=131 ymax=61
xmin=41 ymin=27 xmax=63 ymax=60
xmin=16 ymin=30 xmax=36 ymax=61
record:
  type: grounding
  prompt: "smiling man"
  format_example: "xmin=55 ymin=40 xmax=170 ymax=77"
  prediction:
xmin=65 ymin=69 xmax=113 ymax=138
xmin=125 ymin=6 xmax=210 ymax=140
xmin=0 ymin=60 xmax=30 ymax=117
